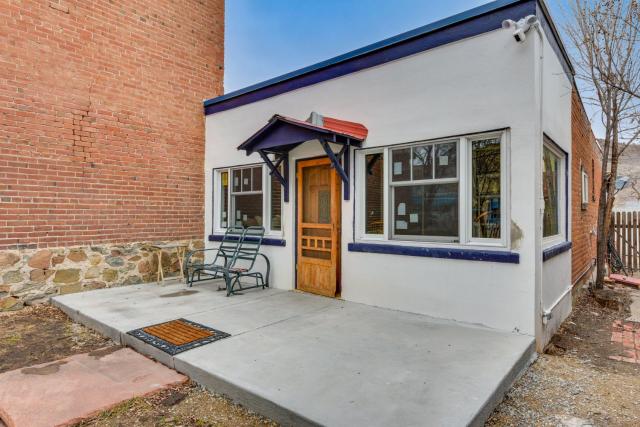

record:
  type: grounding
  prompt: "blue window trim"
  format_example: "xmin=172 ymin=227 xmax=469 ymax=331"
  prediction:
xmin=542 ymin=241 xmax=571 ymax=261
xmin=203 ymin=0 xmax=575 ymax=116
xmin=208 ymin=234 xmax=286 ymax=247
xmin=348 ymin=242 xmax=519 ymax=264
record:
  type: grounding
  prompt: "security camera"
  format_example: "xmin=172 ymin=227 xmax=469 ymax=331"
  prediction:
xmin=501 ymin=19 xmax=516 ymax=30
xmin=501 ymin=15 xmax=539 ymax=43
xmin=513 ymin=28 xmax=526 ymax=43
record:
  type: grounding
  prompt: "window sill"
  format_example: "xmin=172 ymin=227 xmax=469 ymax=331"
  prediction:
xmin=208 ymin=234 xmax=286 ymax=247
xmin=542 ymin=241 xmax=572 ymax=262
xmin=347 ymin=242 xmax=519 ymax=264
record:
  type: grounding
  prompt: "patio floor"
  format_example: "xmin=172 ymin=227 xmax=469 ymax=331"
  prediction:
xmin=52 ymin=281 xmax=535 ymax=427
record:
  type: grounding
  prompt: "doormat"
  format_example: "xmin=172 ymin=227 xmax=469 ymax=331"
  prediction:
xmin=127 ymin=319 xmax=230 ymax=355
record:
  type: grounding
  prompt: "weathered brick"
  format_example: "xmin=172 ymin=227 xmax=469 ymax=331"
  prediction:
xmin=0 ymin=0 xmax=224 ymax=250
xmin=571 ymin=90 xmax=602 ymax=285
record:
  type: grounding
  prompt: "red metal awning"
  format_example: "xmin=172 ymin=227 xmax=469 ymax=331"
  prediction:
xmin=237 ymin=112 xmax=368 ymax=202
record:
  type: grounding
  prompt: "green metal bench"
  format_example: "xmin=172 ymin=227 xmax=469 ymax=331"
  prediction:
xmin=184 ymin=226 xmax=245 ymax=287
xmin=184 ymin=226 xmax=270 ymax=296
xmin=224 ymin=226 xmax=270 ymax=296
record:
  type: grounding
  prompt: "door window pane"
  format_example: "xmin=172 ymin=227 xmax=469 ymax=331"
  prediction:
xmin=393 ymin=183 xmax=458 ymax=239
xmin=233 ymin=194 xmax=262 ymax=227
xmin=435 ymin=142 xmax=457 ymax=178
xmin=302 ymin=164 xmax=331 ymax=224
xmin=365 ymin=153 xmax=384 ymax=234
xmin=220 ymin=171 xmax=229 ymax=228
xmin=412 ymin=145 xmax=433 ymax=180
xmin=543 ymin=146 xmax=560 ymax=237
xmin=471 ymin=138 xmax=501 ymax=238
xmin=391 ymin=148 xmax=410 ymax=182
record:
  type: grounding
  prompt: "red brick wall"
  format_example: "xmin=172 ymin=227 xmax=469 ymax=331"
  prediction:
xmin=571 ymin=90 xmax=602 ymax=285
xmin=0 ymin=0 xmax=224 ymax=249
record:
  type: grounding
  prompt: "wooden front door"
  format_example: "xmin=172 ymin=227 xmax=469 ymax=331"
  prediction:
xmin=296 ymin=157 xmax=341 ymax=297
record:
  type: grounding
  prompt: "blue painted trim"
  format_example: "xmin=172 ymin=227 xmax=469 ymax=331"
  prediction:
xmin=347 ymin=242 xmax=519 ymax=264
xmin=208 ymin=234 xmax=286 ymax=247
xmin=543 ymin=241 xmax=572 ymax=261
xmin=204 ymin=0 xmax=540 ymax=115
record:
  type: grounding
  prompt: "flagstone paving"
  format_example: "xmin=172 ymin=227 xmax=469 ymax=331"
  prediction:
xmin=0 ymin=347 xmax=186 ymax=427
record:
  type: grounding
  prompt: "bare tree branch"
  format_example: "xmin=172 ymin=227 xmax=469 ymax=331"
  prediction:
xmin=565 ymin=0 xmax=640 ymax=288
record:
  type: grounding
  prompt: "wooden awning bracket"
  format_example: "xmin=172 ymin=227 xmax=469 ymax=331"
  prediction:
xmin=258 ymin=150 xmax=290 ymax=202
xmin=320 ymin=138 xmax=351 ymax=200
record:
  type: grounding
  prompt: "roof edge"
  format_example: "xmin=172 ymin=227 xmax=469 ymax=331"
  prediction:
xmin=204 ymin=0 xmax=575 ymax=116
xmin=204 ymin=0 xmax=525 ymax=110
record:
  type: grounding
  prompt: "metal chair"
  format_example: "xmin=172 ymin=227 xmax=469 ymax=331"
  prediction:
xmin=184 ymin=226 xmax=246 ymax=287
xmin=224 ymin=226 xmax=270 ymax=296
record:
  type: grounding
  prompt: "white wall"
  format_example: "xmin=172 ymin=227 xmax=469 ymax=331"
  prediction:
xmin=205 ymin=29 xmax=544 ymax=335
xmin=539 ymin=25 xmax=574 ymax=345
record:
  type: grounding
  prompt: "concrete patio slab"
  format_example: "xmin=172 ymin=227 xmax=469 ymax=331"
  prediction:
xmin=53 ymin=281 xmax=535 ymax=427
xmin=0 ymin=347 xmax=186 ymax=427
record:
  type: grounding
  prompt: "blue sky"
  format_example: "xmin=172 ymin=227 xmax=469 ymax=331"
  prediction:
xmin=225 ymin=0 xmax=570 ymax=92
xmin=223 ymin=1 xmax=601 ymax=134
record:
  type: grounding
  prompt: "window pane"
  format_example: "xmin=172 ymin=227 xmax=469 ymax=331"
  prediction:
xmin=302 ymin=164 xmax=331 ymax=224
xmin=241 ymin=168 xmax=251 ymax=191
xmin=232 ymin=169 xmax=241 ymax=192
xmin=252 ymin=166 xmax=262 ymax=192
xmin=412 ymin=145 xmax=433 ymax=180
xmin=220 ymin=171 xmax=229 ymax=228
xmin=435 ymin=142 xmax=457 ymax=178
xmin=471 ymin=138 xmax=501 ymax=238
xmin=391 ymin=148 xmax=411 ymax=182
xmin=270 ymin=170 xmax=282 ymax=231
xmin=365 ymin=153 xmax=384 ymax=234
xmin=393 ymin=183 xmax=458 ymax=239
xmin=232 ymin=194 xmax=263 ymax=227
xmin=543 ymin=146 xmax=560 ymax=237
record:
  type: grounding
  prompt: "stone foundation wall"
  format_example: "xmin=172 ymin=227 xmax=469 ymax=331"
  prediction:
xmin=0 ymin=240 xmax=204 ymax=311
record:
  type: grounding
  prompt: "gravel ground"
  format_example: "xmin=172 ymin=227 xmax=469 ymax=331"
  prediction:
xmin=487 ymin=285 xmax=640 ymax=426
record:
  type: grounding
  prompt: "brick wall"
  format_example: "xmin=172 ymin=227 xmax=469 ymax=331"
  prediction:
xmin=571 ymin=90 xmax=602 ymax=285
xmin=0 ymin=0 xmax=224 ymax=249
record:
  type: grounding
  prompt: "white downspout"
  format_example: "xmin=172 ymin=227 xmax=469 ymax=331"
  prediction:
xmin=532 ymin=21 xmax=545 ymax=351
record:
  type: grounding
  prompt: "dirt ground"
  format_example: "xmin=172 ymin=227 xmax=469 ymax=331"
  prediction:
xmin=487 ymin=285 xmax=640 ymax=426
xmin=75 ymin=382 xmax=276 ymax=427
xmin=0 ymin=304 xmax=111 ymax=374
xmin=0 ymin=305 xmax=276 ymax=427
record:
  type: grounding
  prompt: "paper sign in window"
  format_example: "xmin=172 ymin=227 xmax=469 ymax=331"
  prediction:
xmin=439 ymin=155 xmax=448 ymax=166
xmin=397 ymin=203 xmax=406 ymax=215
xmin=409 ymin=213 xmax=419 ymax=223
xmin=395 ymin=220 xmax=408 ymax=230
xmin=393 ymin=162 xmax=403 ymax=175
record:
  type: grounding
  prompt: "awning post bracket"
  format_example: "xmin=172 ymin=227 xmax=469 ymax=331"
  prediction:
xmin=258 ymin=150 xmax=289 ymax=202
xmin=320 ymin=139 xmax=350 ymax=200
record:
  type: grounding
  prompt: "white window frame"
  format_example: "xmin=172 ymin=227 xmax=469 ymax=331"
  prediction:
xmin=581 ymin=165 xmax=589 ymax=206
xmin=466 ymin=132 xmax=508 ymax=246
xmin=389 ymin=139 xmax=460 ymax=243
xmin=212 ymin=163 xmax=283 ymax=237
xmin=542 ymin=140 xmax=566 ymax=247
xmin=355 ymin=130 xmax=509 ymax=249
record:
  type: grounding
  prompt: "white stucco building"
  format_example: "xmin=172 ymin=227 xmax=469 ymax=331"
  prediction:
xmin=202 ymin=0 xmax=595 ymax=350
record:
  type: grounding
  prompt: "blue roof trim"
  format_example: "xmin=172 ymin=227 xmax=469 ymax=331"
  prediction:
xmin=543 ymin=241 xmax=572 ymax=262
xmin=205 ymin=0 xmax=540 ymax=116
xmin=348 ymin=242 xmax=520 ymax=264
